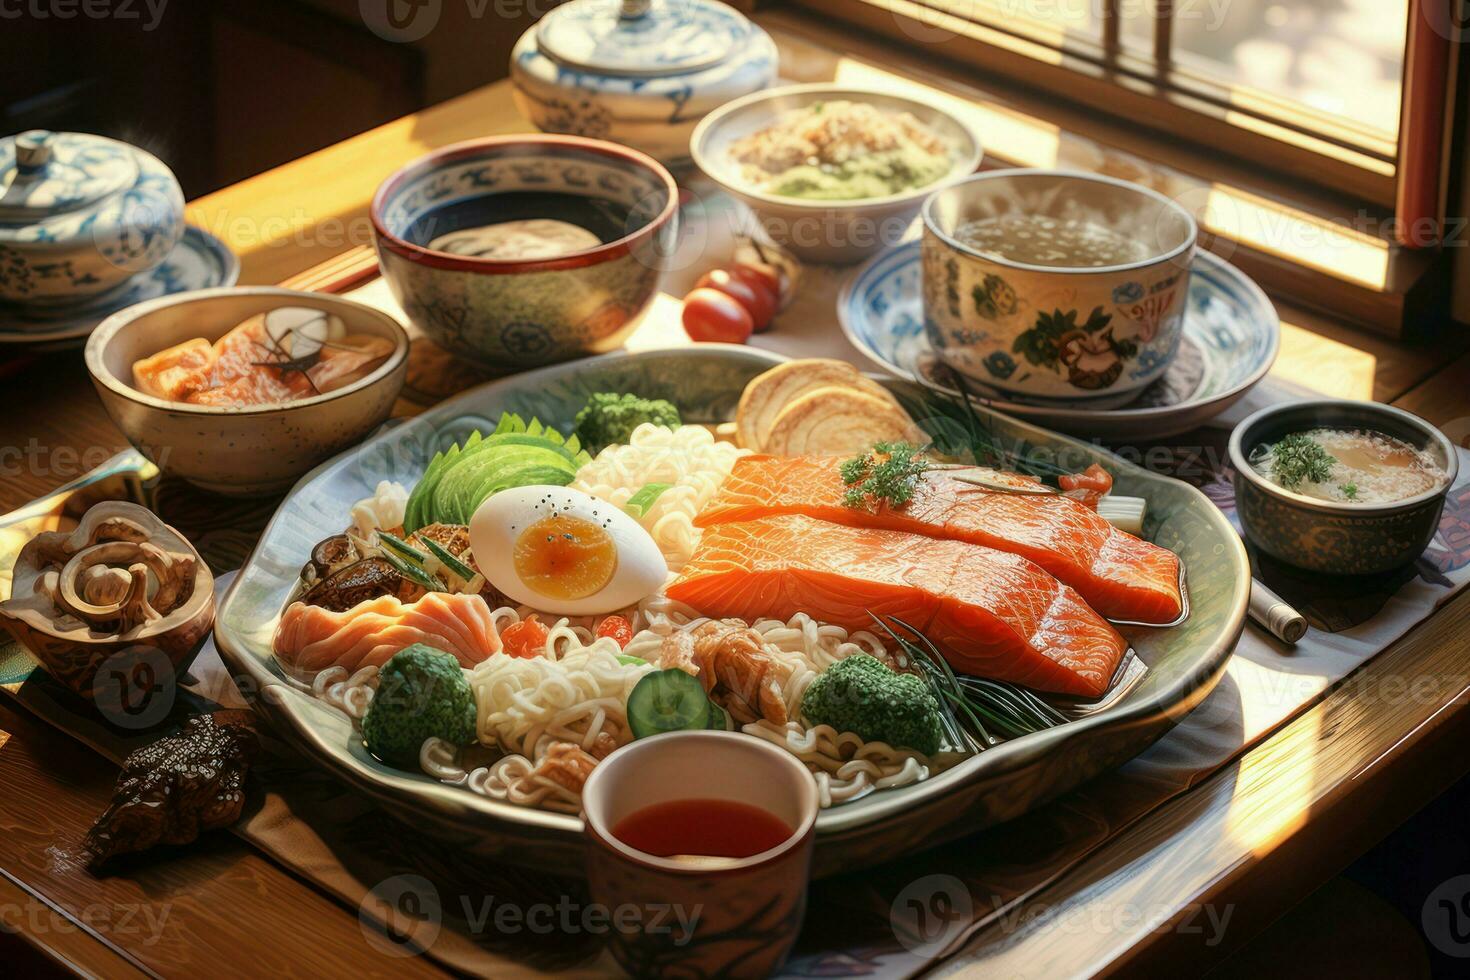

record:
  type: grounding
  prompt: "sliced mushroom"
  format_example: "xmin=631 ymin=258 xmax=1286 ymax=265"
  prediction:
xmin=307 ymin=534 xmax=359 ymax=581
xmin=302 ymin=557 xmax=412 ymax=612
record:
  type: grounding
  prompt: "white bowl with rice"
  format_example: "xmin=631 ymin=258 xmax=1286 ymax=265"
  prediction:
xmin=690 ymin=84 xmax=983 ymax=265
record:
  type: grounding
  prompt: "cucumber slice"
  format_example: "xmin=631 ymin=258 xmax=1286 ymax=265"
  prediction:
xmin=378 ymin=530 xmax=429 ymax=565
xmin=625 ymin=482 xmax=673 ymax=519
xmin=706 ymin=703 xmax=729 ymax=731
xmin=628 ymin=669 xmax=711 ymax=739
xmin=379 ymin=547 xmax=440 ymax=592
xmin=416 ymin=534 xmax=477 ymax=583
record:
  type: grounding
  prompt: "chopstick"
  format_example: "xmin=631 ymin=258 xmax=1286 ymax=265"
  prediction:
xmin=1249 ymin=578 xmax=1307 ymax=645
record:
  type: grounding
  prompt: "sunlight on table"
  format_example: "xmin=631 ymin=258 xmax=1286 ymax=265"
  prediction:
xmin=1226 ymin=681 xmax=1324 ymax=854
xmin=1274 ymin=320 xmax=1378 ymax=400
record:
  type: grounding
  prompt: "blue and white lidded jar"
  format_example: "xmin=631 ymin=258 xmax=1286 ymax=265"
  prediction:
xmin=0 ymin=130 xmax=185 ymax=306
xmin=511 ymin=0 xmax=778 ymax=165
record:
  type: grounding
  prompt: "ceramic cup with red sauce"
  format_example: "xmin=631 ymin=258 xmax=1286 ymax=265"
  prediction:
xmin=582 ymin=730 xmax=819 ymax=978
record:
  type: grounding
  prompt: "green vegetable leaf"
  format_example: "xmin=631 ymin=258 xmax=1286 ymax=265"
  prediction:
xmin=841 ymin=442 xmax=929 ymax=510
xmin=625 ymin=482 xmax=674 ymax=518
xmin=1269 ymin=433 xmax=1336 ymax=490
xmin=1340 ymin=482 xmax=1359 ymax=500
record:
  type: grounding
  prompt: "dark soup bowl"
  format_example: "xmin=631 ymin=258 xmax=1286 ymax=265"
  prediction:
xmin=1228 ymin=400 xmax=1457 ymax=575
xmin=371 ymin=135 xmax=678 ymax=372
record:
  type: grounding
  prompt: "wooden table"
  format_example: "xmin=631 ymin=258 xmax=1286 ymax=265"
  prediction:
xmin=5 ymin=26 xmax=1470 ymax=978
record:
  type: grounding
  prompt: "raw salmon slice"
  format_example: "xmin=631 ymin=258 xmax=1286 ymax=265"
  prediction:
xmin=132 ymin=337 xmax=216 ymax=401
xmin=666 ymin=514 xmax=1128 ymax=698
xmin=696 ymin=454 xmax=1183 ymax=625
xmin=273 ymin=592 xmax=501 ymax=676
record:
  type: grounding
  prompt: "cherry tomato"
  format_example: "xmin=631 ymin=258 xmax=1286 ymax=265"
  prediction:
xmin=501 ymin=615 xmax=550 ymax=658
xmin=731 ymin=261 xmax=781 ymax=302
xmin=682 ymin=287 xmax=754 ymax=344
xmin=595 ymin=615 xmax=634 ymax=648
xmin=695 ymin=268 xmax=776 ymax=332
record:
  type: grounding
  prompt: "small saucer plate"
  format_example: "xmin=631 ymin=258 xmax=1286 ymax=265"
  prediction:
xmin=838 ymin=241 xmax=1279 ymax=440
xmin=0 ymin=226 xmax=239 ymax=350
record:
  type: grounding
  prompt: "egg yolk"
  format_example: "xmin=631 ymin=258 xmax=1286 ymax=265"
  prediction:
xmin=512 ymin=514 xmax=618 ymax=601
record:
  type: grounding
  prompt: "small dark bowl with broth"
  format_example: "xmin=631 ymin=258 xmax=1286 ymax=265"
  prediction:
xmin=1229 ymin=400 xmax=1457 ymax=575
xmin=371 ymin=135 xmax=678 ymax=372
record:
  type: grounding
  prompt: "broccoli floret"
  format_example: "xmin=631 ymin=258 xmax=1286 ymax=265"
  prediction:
xmin=573 ymin=392 xmax=681 ymax=451
xmin=361 ymin=644 xmax=476 ymax=768
xmin=800 ymin=654 xmax=943 ymax=755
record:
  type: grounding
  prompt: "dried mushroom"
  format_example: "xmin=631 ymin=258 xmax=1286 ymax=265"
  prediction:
xmin=85 ymin=710 xmax=259 ymax=864
xmin=0 ymin=501 xmax=214 ymax=698
xmin=303 ymin=557 xmax=412 ymax=612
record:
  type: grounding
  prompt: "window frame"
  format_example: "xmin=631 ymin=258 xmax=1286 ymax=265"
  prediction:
xmin=777 ymin=0 xmax=1442 ymax=216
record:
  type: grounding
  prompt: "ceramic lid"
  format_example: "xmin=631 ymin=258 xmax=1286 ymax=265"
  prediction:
xmin=535 ymin=0 xmax=751 ymax=77
xmin=0 ymin=130 xmax=140 ymax=223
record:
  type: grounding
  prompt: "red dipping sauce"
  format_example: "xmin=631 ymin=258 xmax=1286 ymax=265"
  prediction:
xmin=611 ymin=798 xmax=794 ymax=859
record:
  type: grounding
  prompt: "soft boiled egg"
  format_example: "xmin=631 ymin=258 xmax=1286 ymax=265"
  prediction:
xmin=468 ymin=485 xmax=668 ymax=616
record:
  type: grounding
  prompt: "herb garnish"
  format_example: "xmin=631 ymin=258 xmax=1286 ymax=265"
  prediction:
xmin=1269 ymin=433 xmax=1336 ymax=490
xmin=842 ymin=442 xmax=929 ymax=510
xmin=1340 ymin=483 xmax=1359 ymax=500
xmin=895 ymin=366 xmax=1076 ymax=483
xmin=872 ymin=614 xmax=1067 ymax=752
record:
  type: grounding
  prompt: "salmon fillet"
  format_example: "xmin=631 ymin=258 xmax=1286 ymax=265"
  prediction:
xmin=273 ymin=592 xmax=501 ymax=676
xmin=666 ymin=515 xmax=1128 ymax=698
xmin=696 ymin=454 xmax=1183 ymax=625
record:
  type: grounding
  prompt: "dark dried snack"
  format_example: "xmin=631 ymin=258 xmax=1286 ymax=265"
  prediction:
xmin=85 ymin=710 xmax=259 ymax=865
xmin=302 ymin=557 xmax=407 ymax=611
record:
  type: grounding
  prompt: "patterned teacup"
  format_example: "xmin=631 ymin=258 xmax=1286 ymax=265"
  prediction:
xmin=921 ymin=169 xmax=1197 ymax=407
xmin=582 ymin=730 xmax=818 ymax=978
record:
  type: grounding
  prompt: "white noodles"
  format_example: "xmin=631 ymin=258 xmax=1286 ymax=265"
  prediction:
xmin=467 ymin=636 xmax=654 ymax=758
xmin=742 ymin=721 xmax=933 ymax=807
xmin=570 ymin=423 xmax=748 ymax=572
xmin=308 ymin=664 xmax=379 ymax=720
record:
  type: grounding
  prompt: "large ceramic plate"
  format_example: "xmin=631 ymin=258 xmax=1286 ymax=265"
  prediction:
xmin=214 ymin=346 xmax=1248 ymax=877
xmin=839 ymin=241 xmax=1279 ymax=440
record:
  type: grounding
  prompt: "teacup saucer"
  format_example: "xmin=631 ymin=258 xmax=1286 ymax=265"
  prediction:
xmin=838 ymin=241 xmax=1279 ymax=440
xmin=0 ymin=227 xmax=239 ymax=350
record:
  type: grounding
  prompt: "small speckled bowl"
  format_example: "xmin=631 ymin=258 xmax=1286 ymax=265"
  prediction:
xmin=1229 ymin=400 xmax=1458 ymax=575
xmin=85 ymin=287 xmax=409 ymax=497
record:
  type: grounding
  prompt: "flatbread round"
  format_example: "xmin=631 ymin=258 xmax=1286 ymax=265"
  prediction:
xmin=764 ymin=387 xmax=924 ymax=456
xmin=737 ymin=359 xmax=903 ymax=451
